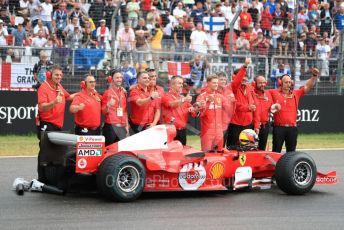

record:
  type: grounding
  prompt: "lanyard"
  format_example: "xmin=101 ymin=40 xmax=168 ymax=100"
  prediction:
xmin=110 ymin=87 xmax=123 ymax=108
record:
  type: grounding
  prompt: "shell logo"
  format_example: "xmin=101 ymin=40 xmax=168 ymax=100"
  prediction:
xmin=79 ymin=136 xmax=84 ymax=142
xmin=210 ymin=162 xmax=225 ymax=179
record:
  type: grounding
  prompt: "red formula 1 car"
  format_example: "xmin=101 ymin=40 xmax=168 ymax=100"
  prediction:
xmin=39 ymin=125 xmax=337 ymax=202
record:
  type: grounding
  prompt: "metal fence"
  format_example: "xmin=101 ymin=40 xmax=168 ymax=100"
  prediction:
xmin=0 ymin=44 xmax=342 ymax=95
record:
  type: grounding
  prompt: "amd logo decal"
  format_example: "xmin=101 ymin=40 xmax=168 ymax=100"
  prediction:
xmin=297 ymin=109 xmax=319 ymax=122
xmin=0 ymin=105 xmax=38 ymax=124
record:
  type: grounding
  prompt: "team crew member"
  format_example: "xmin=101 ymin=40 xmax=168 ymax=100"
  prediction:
xmin=270 ymin=68 xmax=320 ymax=153
xmin=36 ymin=65 xmax=74 ymax=181
xmin=101 ymin=70 xmax=129 ymax=146
xmin=147 ymin=68 xmax=165 ymax=96
xmin=196 ymin=75 xmax=229 ymax=151
xmin=129 ymin=71 xmax=160 ymax=133
xmin=37 ymin=65 xmax=73 ymax=139
xmin=217 ymin=72 xmax=236 ymax=145
xmin=162 ymin=76 xmax=198 ymax=145
xmin=226 ymin=58 xmax=260 ymax=148
xmin=253 ymin=75 xmax=273 ymax=150
xmin=70 ymin=75 xmax=102 ymax=135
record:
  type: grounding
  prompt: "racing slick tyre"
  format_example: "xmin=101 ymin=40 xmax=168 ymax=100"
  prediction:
xmin=97 ymin=154 xmax=146 ymax=202
xmin=275 ymin=151 xmax=317 ymax=195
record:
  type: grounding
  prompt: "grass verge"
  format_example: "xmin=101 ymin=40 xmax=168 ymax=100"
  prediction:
xmin=0 ymin=133 xmax=343 ymax=156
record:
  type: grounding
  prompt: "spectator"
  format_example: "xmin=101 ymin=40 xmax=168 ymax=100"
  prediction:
xmin=297 ymin=6 xmax=309 ymax=34
xmin=53 ymin=2 xmax=68 ymax=39
xmin=330 ymin=30 xmax=340 ymax=58
xmin=271 ymin=63 xmax=291 ymax=88
xmin=173 ymin=2 xmax=187 ymax=19
xmin=333 ymin=6 xmax=344 ymax=31
xmin=221 ymin=0 xmax=231 ymax=26
xmin=308 ymin=4 xmax=320 ymax=27
xmin=203 ymin=0 xmax=212 ymax=16
xmin=120 ymin=59 xmax=137 ymax=91
xmin=227 ymin=4 xmax=240 ymax=34
xmin=141 ymin=0 xmax=152 ymax=19
xmin=273 ymin=3 xmax=286 ymax=22
xmin=261 ymin=6 xmax=273 ymax=37
xmin=212 ymin=3 xmax=225 ymax=17
xmin=66 ymin=26 xmax=83 ymax=48
xmin=190 ymin=22 xmax=209 ymax=54
xmin=173 ymin=17 xmax=186 ymax=61
xmin=0 ymin=7 xmax=10 ymax=26
xmin=103 ymin=0 xmax=116 ymax=29
xmin=96 ymin=19 xmax=111 ymax=49
xmin=33 ymin=50 xmax=53 ymax=88
xmin=271 ymin=18 xmax=284 ymax=51
xmin=320 ymin=3 xmax=333 ymax=36
xmin=126 ymin=0 xmax=140 ymax=28
xmin=236 ymin=31 xmax=250 ymax=54
xmin=190 ymin=2 xmax=205 ymax=25
xmin=18 ymin=0 xmax=30 ymax=18
xmin=89 ymin=0 xmax=104 ymax=26
xmin=33 ymin=19 xmax=49 ymax=38
xmin=69 ymin=3 xmax=86 ymax=27
xmin=62 ymin=16 xmax=81 ymax=41
xmin=150 ymin=23 xmax=163 ymax=69
xmin=265 ymin=0 xmax=276 ymax=15
xmin=11 ymin=23 xmax=26 ymax=62
xmin=28 ymin=0 xmax=41 ymax=28
xmin=40 ymin=0 xmax=53 ymax=33
xmin=252 ymin=31 xmax=269 ymax=55
xmin=316 ymin=37 xmax=331 ymax=78
xmin=189 ymin=54 xmax=209 ymax=91
xmin=304 ymin=32 xmax=317 ymax=68
xmin=277 ymin=30 xmax=290 ymax=56
xmin=206 ymin=31 xmax=220 ymax=61
xmin=248 ymin=1 xmax=260 ymax=26
xmin=146 ymin=6 xmax=161 ymax=29
xmin=32 ymin=30 xmax=48 ymax=49
xmin=239 ymin=3 xmax=253 ymax=32
xmin=81 ymin=26 xmax=96 ymax=48
xmin=117 ymin=22 xmax=135 ymax=62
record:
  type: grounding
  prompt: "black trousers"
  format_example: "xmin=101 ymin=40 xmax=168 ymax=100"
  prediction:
xmin=226 ymin=123 xmax=253 ymax=149
xmin=36 ymin=121 xmax=61 ymax=181
xmin=175 ymin=128 xmax=187 ymax=145
xmin=272 ymin=126 xmax=298 ymax=153
xmin=129 ymin=121 xmax=148 ymax=134
xmin=258 ymin=123 xmax=270 ymax=150
xmin=102 ymin=123 xmax=127 ymax=146
xmin=75 ymin=126 xmax=101 ymax=135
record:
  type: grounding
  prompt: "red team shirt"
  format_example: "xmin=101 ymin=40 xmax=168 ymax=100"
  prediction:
xmin=37 ymin=81 xmax=70 ymax=128
xmin=71 ymin=90 xmax=102 ymax=128
xmin=102 ymin=87 xmax=127 ymax=125
xmin=255 ymin=90 xmax=273 ymax=125
xmin=217 ymin=84 xmax=236 ymax=131
xmin=162 ymin=90 xmax=195 ymax=129
xmin=129 ymin=85 xmax=160 ymax=125
xmin=270 ymin=88 xmax=305 ymax=126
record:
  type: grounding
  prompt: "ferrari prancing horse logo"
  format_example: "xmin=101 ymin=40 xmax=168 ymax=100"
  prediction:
xmin=239 ymin=154 xmax=246 ymax=166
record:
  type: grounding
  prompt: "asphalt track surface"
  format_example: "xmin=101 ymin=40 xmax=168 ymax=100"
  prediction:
xmin=0 ymin=150 xmax=343 ymax=230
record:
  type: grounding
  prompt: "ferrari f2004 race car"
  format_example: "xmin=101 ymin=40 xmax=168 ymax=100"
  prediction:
xmin=37 ymin=125 xmax=337 ymax=202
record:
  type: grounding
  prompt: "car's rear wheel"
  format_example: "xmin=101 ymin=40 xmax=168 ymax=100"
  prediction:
xmin=275 ymin=151 xmax=317 ymax=195
xmin=97 ymin=154 xmax=145 ymax=202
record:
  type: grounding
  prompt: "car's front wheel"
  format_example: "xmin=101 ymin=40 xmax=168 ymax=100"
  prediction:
xmin=275 ymin=151 xmax=317 ymax=195
xmin=97 ymin=154 xmax=145 ymax=202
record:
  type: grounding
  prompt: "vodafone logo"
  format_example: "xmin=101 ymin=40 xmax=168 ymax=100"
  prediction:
xmin=77 ymin=158 xmax=87 ymax=169
xmin=179 ymin=163 xmax=206 ymax=190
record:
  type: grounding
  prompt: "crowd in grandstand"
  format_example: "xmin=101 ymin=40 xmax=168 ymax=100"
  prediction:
xmin=0 ymin=0 xmax=343 ymax=62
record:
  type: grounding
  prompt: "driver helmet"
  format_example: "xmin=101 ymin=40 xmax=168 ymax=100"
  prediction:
xmin=239 ymin=129 xmax=259 ymax=148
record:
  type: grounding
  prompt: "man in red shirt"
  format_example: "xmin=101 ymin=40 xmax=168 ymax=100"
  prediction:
xmin=196 ymin=75 xmax=230 ymax=151
xmin=217 ymin=72 xmax=236 ymax=146
xmin=70 ymin=75 xmax=102 ymax=135
xmin=162 ymin=76 xmax=197 ymax=145
xmin=37 ymin=65 xmax=73 ymax=139
xmin=37 ymin=65 xmax=74 ymax=181
xmin=239 ymin=4 xmax=253 ymax=32
xmin=101 ymin=70 xmax=129 ymax=146
xmin=270 ymin=68 xmax=320 ymax=152
xmin=147 ymin=68 xmax=164 ymax=97
xmin=253 ymin=75 xmax=273 ymax=150
xmin=129 ymin=71 xmax=160 ymax=133
xmin=226 ymin=58 xmax=260 ymax=149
